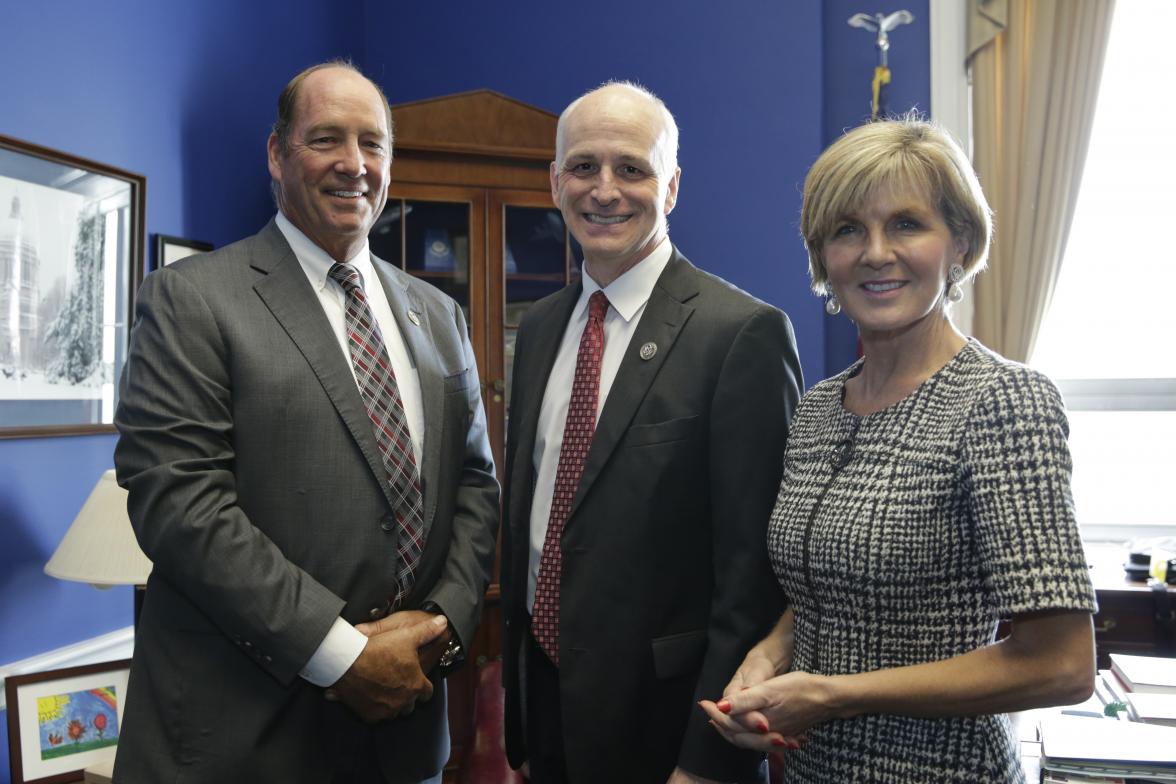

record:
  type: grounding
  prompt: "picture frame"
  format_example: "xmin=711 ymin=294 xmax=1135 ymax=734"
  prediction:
xmin=0 ymin=134 xmax=146 ymax=439
xmin=5 ymin=659 xmax=132 ymax=784
xmin=154 ymin=233 xmax=211 ymax=268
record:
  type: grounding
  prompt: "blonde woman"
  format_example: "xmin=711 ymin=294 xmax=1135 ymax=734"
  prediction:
xmin=702 ymin=119 xmax=1096 ymax=782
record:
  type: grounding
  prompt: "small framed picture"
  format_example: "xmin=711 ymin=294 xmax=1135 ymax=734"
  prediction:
xmin=154 ymin=234 xmax=212 ymax=268
xmin=5 ymin=659 xmax=131 ymax=784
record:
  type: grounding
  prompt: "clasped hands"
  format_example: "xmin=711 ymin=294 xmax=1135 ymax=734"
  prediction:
xmin=325 ymin=610 xmax=451 ymax=723
xmin=698 ymin=651 xmax=832 ymax=754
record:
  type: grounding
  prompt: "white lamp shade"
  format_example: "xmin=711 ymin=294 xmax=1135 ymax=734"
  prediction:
xmin=44 ymin=469 xmax=152 ymax=586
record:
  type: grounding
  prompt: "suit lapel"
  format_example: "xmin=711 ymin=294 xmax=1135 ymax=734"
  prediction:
xmin=510 ymin=284 xmax=581 ymax=532
xmin=250 ymin=221 xmax=396 ymax=513
xmin=568 ymin=250 xmax=698 ymax=521
xmin=370 ymin=260 xmax=441 ymax=530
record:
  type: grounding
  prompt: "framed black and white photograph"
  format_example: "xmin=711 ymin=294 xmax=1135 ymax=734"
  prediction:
xmin=154 ymin=233 xmax=211 ymax=268
xmin=5 ymin=659 xmax=132 ymax=784
xmin=0 ymin=134 xmax=145 ymax=438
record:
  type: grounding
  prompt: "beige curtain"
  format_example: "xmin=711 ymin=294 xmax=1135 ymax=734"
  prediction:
xmin=968 ymin=0 xmax=1115 ymax=361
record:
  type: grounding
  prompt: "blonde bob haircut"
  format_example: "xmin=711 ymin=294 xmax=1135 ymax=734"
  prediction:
xmin=800 ymin=117 xmax=993 ymax=294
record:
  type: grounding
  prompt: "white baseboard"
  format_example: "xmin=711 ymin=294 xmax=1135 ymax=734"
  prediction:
xmin=0 ymin=626 xmax=135 ymax=712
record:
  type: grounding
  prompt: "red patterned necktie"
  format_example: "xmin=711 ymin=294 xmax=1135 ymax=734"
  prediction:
xmin=328 ymin=263 xmax=424 ymax=610
xmin=532 ymin=290 xmax=609 ymax=665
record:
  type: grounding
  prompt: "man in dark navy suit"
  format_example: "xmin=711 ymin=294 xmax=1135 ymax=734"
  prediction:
xmin=501 ymin=81 xmax=802 ymax=784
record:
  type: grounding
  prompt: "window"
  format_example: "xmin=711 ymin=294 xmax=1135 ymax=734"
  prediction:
xmin=1030 ymin=0 xmax=1176 ymax=539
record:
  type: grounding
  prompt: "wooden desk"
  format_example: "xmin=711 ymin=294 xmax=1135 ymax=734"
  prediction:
xmin=1012 ymin=546 xmax=1176 ymax=782
xmin=1086 ymin=544 xmax=1176 ymax=668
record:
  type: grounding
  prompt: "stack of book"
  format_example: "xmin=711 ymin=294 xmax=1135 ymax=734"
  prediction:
xmin=1112 ymin=653 xmax=1176 ymax=695
xmin=1039 ymin=654 xmax=1176 ymax=783
xmin=1105 ymin=654 xmax=1176 ymax=726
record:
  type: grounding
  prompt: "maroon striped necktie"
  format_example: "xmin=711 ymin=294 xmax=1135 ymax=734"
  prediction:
xmin=328 ymin=262 xmax=424 ymax=609
xmin=532 ymin=290 xmax=609 ymax=665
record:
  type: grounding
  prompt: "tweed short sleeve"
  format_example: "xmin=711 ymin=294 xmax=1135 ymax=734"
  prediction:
xmin=963 ymin=365 xmax=1096 ymax=617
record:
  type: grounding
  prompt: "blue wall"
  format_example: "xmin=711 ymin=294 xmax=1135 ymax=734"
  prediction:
xmin=363 ymin=0 xmax=830 ymax=389
xmin=0 ymin=1 xmax=360 ymax=777
xmin=362 ymin=0 xmax=929 ymax=386
xmin=821 ymin=0 xmax=932 ymax=374
xmin=0 ymin=0 xmax=361 ymax=659
xmin=1 ymin=1 xmax=928 ymax=777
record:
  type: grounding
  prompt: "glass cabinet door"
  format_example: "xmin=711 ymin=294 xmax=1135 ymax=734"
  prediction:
xmin=487 ymin=190 xmax=579 ymax=470
xmin=373 ymin=184 xmax=487 ymax=387
xmin=372 ymin=185 xmax=574 ymax=482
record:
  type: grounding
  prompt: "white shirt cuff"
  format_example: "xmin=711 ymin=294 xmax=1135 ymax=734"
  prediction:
xmin=299 ymin=616 xmax=367 ymax=687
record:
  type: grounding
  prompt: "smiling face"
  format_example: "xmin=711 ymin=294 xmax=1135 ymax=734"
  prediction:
xmin=267 ymin=67 xmax=390 ymax=262
xmin=551 ymin=85 xmax=680 ymax=285
xmin=823 ymin=181 xmax=967 ymax=341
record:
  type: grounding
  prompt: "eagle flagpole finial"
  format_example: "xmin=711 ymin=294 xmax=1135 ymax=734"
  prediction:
xmin=848 ymin=10 xmax=914 ymax=119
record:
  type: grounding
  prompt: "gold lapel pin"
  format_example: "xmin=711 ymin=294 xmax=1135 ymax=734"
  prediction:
xmin=639 ymin=342 xmax=657 ymax=361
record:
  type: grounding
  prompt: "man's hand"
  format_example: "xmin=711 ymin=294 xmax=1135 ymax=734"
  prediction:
xmin=326 ymin=614 xmax=447 ymax=723
xmin=356 ymin=609 xmax=452 ymax=675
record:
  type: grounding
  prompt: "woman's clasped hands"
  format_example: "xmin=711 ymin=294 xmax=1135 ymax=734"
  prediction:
xmin=699 ymin=664 xmax=835 ymax=753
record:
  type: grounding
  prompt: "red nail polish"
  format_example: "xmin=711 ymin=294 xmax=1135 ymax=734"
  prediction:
xmin=757 ymin=720 xmax=769 ymax=733
xmin=787 ymin=740 xmax=801 ymax=750
xmin=771 ymin=736 xmax=786 ymax=747
xmin=716 ymin=699 xmax=731 ymax=714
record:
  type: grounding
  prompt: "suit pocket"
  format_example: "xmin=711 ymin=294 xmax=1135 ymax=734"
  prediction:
xmin=651 ymin=629 xmax=708 ymax=679
xmin=443 ymin=368 xmax=471 ymax=393
xmin=624 ymin=414 xmax=698 ymax=448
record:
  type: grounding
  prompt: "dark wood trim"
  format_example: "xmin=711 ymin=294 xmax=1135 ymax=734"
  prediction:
xmin=0 ymin=423 xmax=116 ymax=440
xmin=395 ymin=140 xmax=554 ymax=161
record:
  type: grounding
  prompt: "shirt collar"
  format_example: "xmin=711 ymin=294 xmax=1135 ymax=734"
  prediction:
xmin=579 ymin=237 xmax=673 ymax=323
xmin=275 ymin=211 xmax=374 ymax=292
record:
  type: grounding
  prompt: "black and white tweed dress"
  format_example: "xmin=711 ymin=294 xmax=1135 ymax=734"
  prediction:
xmin=767 ymin=339 xmax=1095 ymax=783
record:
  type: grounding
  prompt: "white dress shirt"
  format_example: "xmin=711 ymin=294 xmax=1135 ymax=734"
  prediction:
xmin=274 ymin=212 xmax=426 ymax=687
xmin=526 ymin=238 xmax=673 ymax=612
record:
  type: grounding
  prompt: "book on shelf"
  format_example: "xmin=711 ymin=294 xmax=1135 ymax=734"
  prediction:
xmin=1110 ymin=653 xmax=1176 ymax=695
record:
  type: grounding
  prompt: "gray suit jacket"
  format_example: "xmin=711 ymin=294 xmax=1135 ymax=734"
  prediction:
xmin=501 ymin=249 xmax=802 ymax=783
xmin=113 ymin=220 xmax=499 ymax=783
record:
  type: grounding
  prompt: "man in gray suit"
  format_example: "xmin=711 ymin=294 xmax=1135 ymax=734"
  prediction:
xmin=113 ymin=61 xmax=499 ymax=783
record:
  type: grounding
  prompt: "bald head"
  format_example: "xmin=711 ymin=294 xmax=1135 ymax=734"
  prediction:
xmin=549 ymin=81 xmax=682 ymax=284
xmin=555 ymin=82 xmax=679 ymax=181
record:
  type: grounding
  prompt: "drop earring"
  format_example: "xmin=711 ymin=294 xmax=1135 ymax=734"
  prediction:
xmin=824 ymin=285 xmax=841 ymax=316
xmin=947 ymin=264 xmax=965 ymax=303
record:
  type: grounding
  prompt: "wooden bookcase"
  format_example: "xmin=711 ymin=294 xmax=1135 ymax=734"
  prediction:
xmin=380 ymin=90 xmax=574 ymax=779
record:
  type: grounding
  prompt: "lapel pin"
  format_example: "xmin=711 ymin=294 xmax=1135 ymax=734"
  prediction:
xmin=639 ymin=342 xmax=657 ymax=361
xmin=407 ymin=309 xmax=421 ymax=326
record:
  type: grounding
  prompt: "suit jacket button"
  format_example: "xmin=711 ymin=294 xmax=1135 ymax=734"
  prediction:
xmin=379 ymin=514 xmax=396 ymax=533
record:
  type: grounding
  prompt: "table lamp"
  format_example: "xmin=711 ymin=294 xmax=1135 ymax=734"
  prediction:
xmin=44 ymin=469 xmax=152 ymax=621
